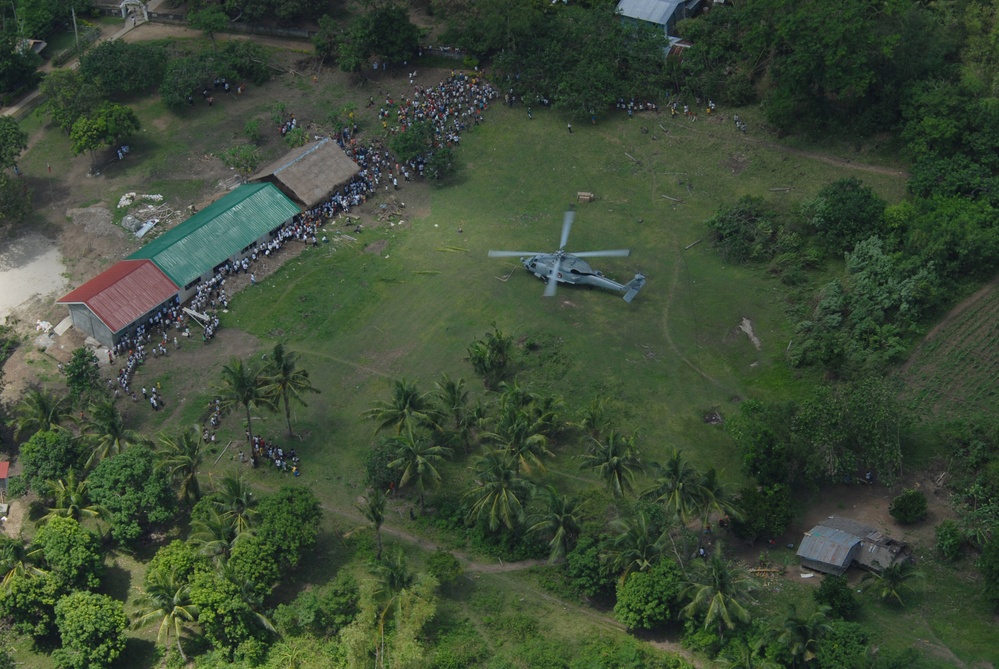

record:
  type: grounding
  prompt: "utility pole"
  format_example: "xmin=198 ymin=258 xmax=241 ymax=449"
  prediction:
xmin=71 ymin=4 xmax=79 ymax=52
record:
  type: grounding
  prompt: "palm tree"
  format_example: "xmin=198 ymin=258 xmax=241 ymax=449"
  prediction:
xmin=482 ymin=405 xmax=553 ymax=477
xmin=216 ymin=357 xmax=275 ymax=447
xmin=428 ymin=374 xmax=472 ymax=452
xmin=370 ymin=547 xmax=414 ymax=666
xmin=776 ymin=604 xmax=831 ymax=668
xmin=527 ymin=485 xmax=585 ymax=563
xmin=716 ymin=638 xmax=780 ymax=669
xmin=363 ymin=378 xmax=430 ymax=434
xmin=602 ymin=509 xmax=671 ymax=582
xmin=40 ymin=471 xmax=106 ymax=524
xmin=680 ymin=544 xmax=751 ymax=642
xmin=131 ymin=569 xmax=199 ymax=662
xmin=214 ymin=558 xmax=276 ymax=633
xmin=387 ymin=425 xmax=450 ymax=512
xmin=157 ymin=426 xmax=205 ymax=506
xmin=83 ymin=397 xmax=150 ymax=468
xmin=0 ymin=537 xmax=47 ymax=589
xmin=579 ymin=431 xmax=643 ymax=497
xmin=358 ymin=488 xmax=387 ymax=561
xmin=262 ymin=343 xmax=321 ymax=437
xmin=860 ymin=560 xmax=923 ymax=605
xmin=463 ymin=450 xmax=535 ymax=532
xmin=574 ymin=396 xmax=614 ymax=440
xmin=695 ymin=467 xmax=741 ymax=530
xmin=212 ymin=474 xmax=258 ymax=536
xmin=642 ymin=448 xmax=702 ymax=523
xmin=188 ymin=506 xmax=239 ymax=558
xmin=12 ymin=387 xmax=73 ymax=439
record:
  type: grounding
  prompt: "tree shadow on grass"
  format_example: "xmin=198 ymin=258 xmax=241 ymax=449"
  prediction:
xmin=100 ymin=562 xmax=132 ymax=602
xmin=119 ymin=637 xmax=160 ymax=669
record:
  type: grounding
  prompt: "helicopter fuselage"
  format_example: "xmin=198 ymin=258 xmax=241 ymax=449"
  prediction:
xmin=522 ymin=251 xmax=599 ymax=285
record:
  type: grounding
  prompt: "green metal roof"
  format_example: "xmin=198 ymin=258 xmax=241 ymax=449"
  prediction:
xmin=129 ymin=183 xmax=300 ymax=286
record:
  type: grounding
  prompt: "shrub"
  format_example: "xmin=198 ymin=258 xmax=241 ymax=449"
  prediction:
xmin=935 ymin=519 xmax=963 ymax=561
xmin=6 ymin=475 xmax=26 ymax=498
xmin=426 ymin=549 xmax=463 ymax=585
xmin=889 ymin=488 xmax=927 ymax=524
xmin=813 ymin=574 xmax=859 ymax=620
xmin=614 ymin=559 xmax=683 ymax=630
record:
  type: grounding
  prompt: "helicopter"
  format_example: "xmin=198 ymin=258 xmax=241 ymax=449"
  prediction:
xmin=488 ymin=210 xmax=646 ymax=302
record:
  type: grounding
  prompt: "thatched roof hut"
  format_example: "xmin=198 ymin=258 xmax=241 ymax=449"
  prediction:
xmin=253 ymin=138 xmax=360 ymax=208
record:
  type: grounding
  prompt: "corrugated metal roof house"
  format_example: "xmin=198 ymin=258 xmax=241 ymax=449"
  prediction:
xmin=616 ymin=0 xmax=703 ymax=37
xmin=57 ymin=259 xmax=180 ymax=348
xmin=798 ymin=516 xmax=912 ymax=575
xmin=129 ymin=183 xmax=300 ymax=300
xmin=797 ymin=525 xmax=861 ymax=576
xmin=252 ymin=138 xmax=361 ymax=208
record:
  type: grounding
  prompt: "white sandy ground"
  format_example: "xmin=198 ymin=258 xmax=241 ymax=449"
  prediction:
xmin=0 ymin=232 xmax=67 ymax=321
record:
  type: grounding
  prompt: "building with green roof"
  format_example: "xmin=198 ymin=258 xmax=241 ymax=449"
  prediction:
xmin=129 ymin=183 xmax=300 ymax=299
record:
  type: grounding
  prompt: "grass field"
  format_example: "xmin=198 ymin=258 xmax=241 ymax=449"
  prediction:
xmin=28 ymin=39 xmax=999 ymax=666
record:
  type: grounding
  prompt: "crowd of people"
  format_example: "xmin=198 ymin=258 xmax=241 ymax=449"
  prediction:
xmin=244 ymin=434 xmax=301 ymax=475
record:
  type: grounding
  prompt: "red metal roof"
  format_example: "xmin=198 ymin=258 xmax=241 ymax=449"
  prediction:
xmin=0 ymin=461 xmax=9 ymax=479
xmin=58 ymin=259 xmax=179 ymax=334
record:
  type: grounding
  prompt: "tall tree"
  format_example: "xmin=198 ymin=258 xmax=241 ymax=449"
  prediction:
xmin=482 ymin=404 xmax=552 ymax=477
xmin=643 ymin=448 xmax=703 ymax=522
xmin=83 ymin=398 xmax=150 ymax=469
xmin=87 ymin=446 xmax=177 ymax=546
xmin=357 ymin=488 xmax=387 ymax=561
xmin=860 ymin=560 xmax=923 ymax=606
xmin=363 ymin=378 xmax=430 ymax=434
xmin=0 ymin=536 xmax=46 ymax=589
xmin=463 ymin=450 xmax=534 ymax=532
xmin=12 ymin=387 xmax=73 ymax=440
xmin=262 ymin=343 xmax=320 ymax=437
xmin=387 ymin=425 xmax=450 ymax=512
xmin=428 ymin=373 xmax=472 ymax=452
xmin=64 ymin=348 xmax=101 ymax=404
xmin=602 ymin=509 xmax=671 ymax=582
xmin=527 ymin=485 xmax=585 ymax=563
xmin=216 ymin=357 xmax=275 ymax=448
xmin=131 ymin=569 xmax=199 ymax=662
xmin=156 ymin=426 xmax=206 ymax=506
xmin=0 ymin=116 xmax=27 ymax=169
xmin=53 ymin=591 xmax=127 ymax=669
xmin=40 ymin=471 xmax=106 ymax=525
xmin=776 ymin=604 xmax=832 ymax=668
xmin=579 ymin=431 xmax=643 ymax=498
xmin=70 ymin=102 xmax=141 ymax=170
xmin=212 ymin=474 xmax=258 ymax=537
xmin=680 ymin=545 xmax=751 ymax=642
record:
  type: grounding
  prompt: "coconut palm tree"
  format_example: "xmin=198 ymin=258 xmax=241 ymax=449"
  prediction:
xmin=188 ymin=506 xmax=239 ymax=558
xmin=212 ymin=474 xmax=258 ymax=536
xmin=695 ymin=467 xmax=741 ymax=530
xmin=463 ymin=450 xmax=535 ymax=532
xmin=131 ymin=569 xmax=199 ymax=662
xmin=157 ymin=426 xmax=205 ymax=506
xmin=12 ymin=387 xmax=73 ymax=439
xmin=642 ymin=448 xmax=703 ymax=523
xmin=363 ymin=378 xmax=431 ymax=435
xmin=482 ymin=406 xmax=552 ymax=477
xmin=214 ymin=557 xmax=276 ymax=633
xmin=680 ymin=544 xmax=751 ymax=642
xmin=579 ymin=431 xmax=643 ymax=497
xmin=860 ymin=560 xmax=923 ymax=606
xmin=83 ymin=397 xmax=150 ymax=468
xmin=387 ymin=425 xmax=450 ymax=512
xmin=262 ymin=343 xmax=320 ymax=437
xmin=527 ymin=485 xmax=585 ymax=563
xmin=574 ymin=396 xmax=614 ymax=440
xmin=716 ymin=638 xmax=780 ymax=669
xmin=358 ymin=488 xmax=387 ymax=561
xmin=0 ymin=537 xmax=47 ymax=589
xmin=370 ymin=547 xmax=415 ymax=665
xmin=216 ymin=357 xmax=275 ymax=447
xmin=428 ymin=374 xmax=472 ymax=452
xmin=776 ymin=603 xmax=831 ymax=668
xmin=40 ymin=471 xmax=106 ymax=524
xmin=602 ymin=509 xmax=671 ymax=582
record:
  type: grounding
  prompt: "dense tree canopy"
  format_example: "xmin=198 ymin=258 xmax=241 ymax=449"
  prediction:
xmin=53 ymin=591 xmax=127 ymax=669
xmin=87 ymin=446 xmax=177 ymax=545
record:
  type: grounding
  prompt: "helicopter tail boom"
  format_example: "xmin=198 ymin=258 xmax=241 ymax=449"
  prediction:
xmin=622 ymin=274 xmax=646 ymax=303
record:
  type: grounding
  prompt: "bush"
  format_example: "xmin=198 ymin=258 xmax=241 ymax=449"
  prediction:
xmin=935 ymin=519 xmax=963 ymax=561
xmin=6 ymin=475 xmax=26 ymax=498
xmin=889 ymin=489 xmax=927 ymax=524
xmin=730 ymin=484 xmax=794 ymax=542
xmin=813 ymin=574 xmax=859 ymax=620
xmin=614 ymin=559 xmax=683 ymax=630
xmin=426 ymin=549 xmax=463 ymax=585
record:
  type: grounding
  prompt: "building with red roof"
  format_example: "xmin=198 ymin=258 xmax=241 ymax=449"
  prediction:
xmin=57 ymin=259 xmax=179 ymax=348
xmin=0 ymin=461 xmax=9 ymax=494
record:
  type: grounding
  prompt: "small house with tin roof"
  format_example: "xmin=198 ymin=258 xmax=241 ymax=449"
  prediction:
xmin=797 ymin=516 xmax=912 ymax=575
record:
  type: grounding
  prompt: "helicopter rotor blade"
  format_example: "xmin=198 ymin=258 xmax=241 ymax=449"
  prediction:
xmin=573 ymin=249 xmax=631 ymax=258
xmin=544 ymin=256 xmax=563 ymax=297
xmin=559 ymin=210 xmax=575 ymax=249
xmin=488 ymin=250 xmax=543 ymax=258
